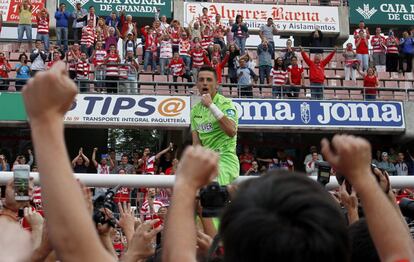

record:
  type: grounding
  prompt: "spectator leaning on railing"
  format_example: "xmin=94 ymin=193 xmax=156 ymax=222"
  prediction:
xmin=358 ymin=66 xmax=379 ymax=101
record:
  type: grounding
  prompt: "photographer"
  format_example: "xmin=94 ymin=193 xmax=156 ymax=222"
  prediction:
xmin=244 ymin=160 xmax=260 ymax=176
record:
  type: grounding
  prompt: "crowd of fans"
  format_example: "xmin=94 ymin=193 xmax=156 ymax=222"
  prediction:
xmin=1 ymin=61 xmax=414 ymax=260
xmin=0 ymin=1 xmax=413 ymax=98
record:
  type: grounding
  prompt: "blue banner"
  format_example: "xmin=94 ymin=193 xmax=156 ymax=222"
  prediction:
xmin=233 ymin=99 xmax=405 ymax=130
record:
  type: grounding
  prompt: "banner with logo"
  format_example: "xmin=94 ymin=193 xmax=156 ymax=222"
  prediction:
xmin=65 ymin=94 xmax=190 ymax=127
xmin=0 ymin=0 xmax=46 ymax=23
xmin=349 ymin=0 xmax=414 ymax=25
xmin=183 ymin=2 xmax=340 ymax=33
xmin=233 ymin=99 xmax=405 ymax=130
xmin=58 ymin=0 xmax=172 ymax=18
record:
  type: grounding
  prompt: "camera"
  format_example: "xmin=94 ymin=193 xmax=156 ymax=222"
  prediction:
xmin=399 ymin=198 xmax=414 ymax=220
xmin=199 ymin=182 xmax=229 ymax=217
xmin=93 ymin=185 xmax=120 ymax=227
xmin=316 ymin=161 xmax=331 ymax=186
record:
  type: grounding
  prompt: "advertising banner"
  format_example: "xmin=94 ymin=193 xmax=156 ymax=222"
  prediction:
xmin=349 ymin=0 xmax=414 ymax=25
xmin=0 ymin=93 xmax=26 ymax=121
xmin=58 ymin=0 xmax=172 ymax=18
xmin=0 ymin=0 xmax=45 ymax=23
xmin=64 ymin=94 xmax=190 ymax=127
xmin=233 ymin=99 xmax=405 ymax=130
xmin=183 ymin=2 xmax=340 ymax=33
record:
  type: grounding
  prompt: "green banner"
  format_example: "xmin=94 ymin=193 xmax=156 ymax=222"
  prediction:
xmin=349 ymin=0 xmax=414 ymax=25
xmin=59 ymin=0 xmax=172 ymax=18
xmin=0 ymin=93 xmax=27 ymax=122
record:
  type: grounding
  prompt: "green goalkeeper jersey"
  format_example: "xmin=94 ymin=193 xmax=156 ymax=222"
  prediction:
xmin=191 ymin=93 xmax=239 ymax=185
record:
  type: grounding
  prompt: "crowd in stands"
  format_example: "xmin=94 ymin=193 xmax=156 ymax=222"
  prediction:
xmin=0 ymin=2 xmax=413 ymax=98
xmin=1 ymin=61 xmax=414 ymax=260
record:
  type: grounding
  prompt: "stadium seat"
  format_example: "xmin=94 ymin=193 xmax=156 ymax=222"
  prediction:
xmin=378 ymin=71 xmax=390 ymax=80
xmin=139 ymin=74 xmax=155 ymax=94
xmin=405 ymin=72 xmax=413 ymax=80
xmin=384 ymin=81 xmax=398 ymax=88
xmin=10 ymin=52 xmax=20 ymax=61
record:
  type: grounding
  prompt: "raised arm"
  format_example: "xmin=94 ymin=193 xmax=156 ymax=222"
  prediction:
xmin=321 ymin=48 xmax=336 ymax=67
xmin=80 ymin=148 xmax=90 ymax=167
xmin=321 ymin=135 xmax=414 ymax=261
xmin=92 ymin=147 xmax=98 ymax=168
xmin=22 ymin=62 xmax=115 ymax=262
xmin=163 ymin=146 xmax=218 ymax=262
xmin=155 ymin=143 xmax=173 ymax=160
xmin=299 ymin=46 xmax=311 ymax=66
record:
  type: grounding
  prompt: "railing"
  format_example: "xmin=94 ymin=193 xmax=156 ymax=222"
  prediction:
xmin=1 ymin=172 xmax=414 ymax=190
xmin=2 ymin=79 xmax=412 ymax=101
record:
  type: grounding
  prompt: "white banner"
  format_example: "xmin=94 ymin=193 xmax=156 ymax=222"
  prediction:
xmin=183 ymin=2 xmax=340 ymax=33
xmin=64 ymin=94 xmax=191 ymax=127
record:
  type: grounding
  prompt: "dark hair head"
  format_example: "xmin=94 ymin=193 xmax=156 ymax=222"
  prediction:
xmin=236 ymin=15 xmax=243 ymax=22
xmin=348 ymin=218 xmax=380 ymax=262
xmin=198 ymin=65 xmax=218 ymax=81
xmin=202 ymin=7 xmax=208 ymax=11
xmin=219 ymin=171 xmax=350 ymax=262
xmin=18 ymin=53 xmax=28 ymax=61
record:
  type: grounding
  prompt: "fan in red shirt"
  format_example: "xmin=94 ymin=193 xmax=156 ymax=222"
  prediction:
xmin=165 ymin=158 xmax=179 ymax=175
xmin=358 ymin=66 xmax=379 ymax=101
xmin=300 ymin=46 xmax=336 ymax=99
xmin=239 ymin=146 xmax=254 ymax=175
xmin=287 ymin=56 xmax=304 ymax=98
xmin=0 ymin=52 xmax=12 ymax=87
xmin=189 ymin=43 xmax=210 ymax=76
xmin=210 ymin=51 xmax=229 ymax=84
xmin=114 ymin=169 xmax=131 ymax=204
xmin=168 ymin=52 xmax=192 ymax=93
xmin=355 ymin=29 xmax=370 ymax=71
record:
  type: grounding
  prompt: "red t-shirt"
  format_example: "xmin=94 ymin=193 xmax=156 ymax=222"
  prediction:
xmin=239 ymin=153 xmax=254 ymax=173
xmin=287 ymin=64 xmax=304 ymax=85
xmin=114 ymin=187 xmax=131 ymax=203
xmin=356 ymin=38 xmax=369 ymax=54
xmin=363 ymin=75 xmax=377 ymax=94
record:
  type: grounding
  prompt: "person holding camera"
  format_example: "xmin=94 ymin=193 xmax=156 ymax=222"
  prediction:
xmin=244 ymin=161 xmax=260 ymax=176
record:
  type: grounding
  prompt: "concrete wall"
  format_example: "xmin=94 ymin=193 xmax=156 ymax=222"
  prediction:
xmin=401 ymin=101 xmax=414 ymax=142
